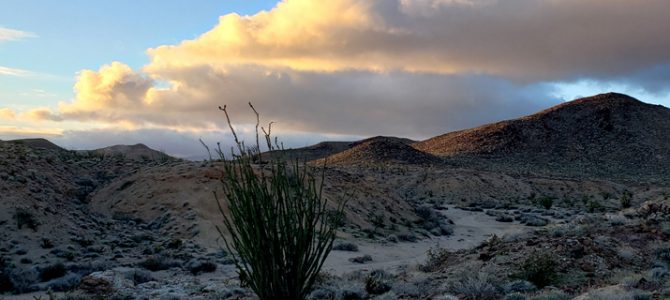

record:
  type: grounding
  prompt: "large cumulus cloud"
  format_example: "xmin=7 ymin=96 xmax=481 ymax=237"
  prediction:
xmin=146 ymin=0 xmax=670 ymax=80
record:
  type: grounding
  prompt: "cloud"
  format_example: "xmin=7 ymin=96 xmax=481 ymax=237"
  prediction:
xmin=0 ymin=108 xmax=16 ymax=120
xmin=146 ymin=0 xmax=670 ymax=81
xmin=50 ymin=63 xmax=560 ymax=138
xmin=0 ymin=125 xmax=62 ymax=138
xmin=0 ymin=66 xmax=34 ymax=77
xmin=22 ymin=108 xmax=63 ymax=122
xmin=0 ymin=27 xmax=36 ymax=42
xmin=57 ymin=62 xmax=153 ymax=122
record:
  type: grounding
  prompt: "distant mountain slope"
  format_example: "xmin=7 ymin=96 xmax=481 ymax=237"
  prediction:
xmin=413 ymin=93 xmax=670 ymax=180
xmin=93 ymin=143 xmax=176 ymax=162
xmin=6 ymin=138 xmax=65 ymax=151
xmin=322 ymin=136 xmax=437 ymax=165
xmin=261 ymin=141 xmax=356 ymax=162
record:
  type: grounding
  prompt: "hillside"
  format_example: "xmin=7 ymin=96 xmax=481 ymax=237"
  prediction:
xmin=6 ymin=138 xmax=64 ymax=151
xmin=92 ymin=143 xmax=175 ymax=162
xmin=413 ymin=93 xmax=670 ymax=181
xmin=261 ymin=141 xmax=356 ymax=162
xmin=320 ymin=136 xmax=435 ymax=166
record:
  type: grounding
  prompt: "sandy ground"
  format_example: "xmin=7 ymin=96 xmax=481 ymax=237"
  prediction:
xmin=323 ymin=205 xmax=531 ymax=275
xmin=1 ymin=206 xmax=531 ymax=300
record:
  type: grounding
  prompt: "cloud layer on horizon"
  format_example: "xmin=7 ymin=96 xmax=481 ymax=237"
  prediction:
xmin=3 ymin=0 xmax=670 ymax=157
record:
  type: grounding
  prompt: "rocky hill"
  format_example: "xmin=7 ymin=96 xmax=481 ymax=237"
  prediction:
xmin=90 ymin=143 xmax=175 ymax=162
xmin=261 ymin=141 xmax=356 ymax=162
xmin=413 ymin=93 xmax=670 ymax=182
xmin=320 ymin=136 xmax=436 ymax=166
xmin=5 ymin=138 xmax=65 ymax=151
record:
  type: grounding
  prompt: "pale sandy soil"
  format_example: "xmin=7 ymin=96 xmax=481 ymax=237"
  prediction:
xmin=323 ymin=205 xmax=531 ymax=275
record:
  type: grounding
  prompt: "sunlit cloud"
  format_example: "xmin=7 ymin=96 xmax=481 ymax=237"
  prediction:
xmin=146 ymin=0 xmax=670 ymax=80
xmin=22 ymin=108 xmax=63 ymax=122
xmin=0 ymin=125 xmax=62 ymax=137
xmin=0 ymin=27 xmax=37 ymax=42
xmin=0 ymin=108 xmax=16 ymax=120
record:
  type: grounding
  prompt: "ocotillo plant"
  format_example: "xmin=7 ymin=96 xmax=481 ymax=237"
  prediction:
xmin=213 ymin=103 xmax=344 ymax=300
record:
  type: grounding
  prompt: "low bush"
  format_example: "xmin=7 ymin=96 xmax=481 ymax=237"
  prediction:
xmin=138 ymin=255 xmax=179 ymax=271
xmin=537 ymin=196 xmax=555 ymax=210
xmin=620 ymin=191 xmax=633 ymax=209
xmin=365 ymin=270 xmax=392 ymax=295
xmin=515 ymin=252 xmax=558 ymax=288
xmin=397 ymin=233 xmax=418 ymax=242
xmin=14 ymin=208 xmax=38 ymax=231
xmin=349 ymin=255 xmax=373 ymax=264
xmin=125 ymin=269 xmax=155 ymax=285
xmin=450 ymin=272 xmax=501 ymax=300
xmin=419 ymin=246 xmax=450 ymax=272
xmin=41 ymin=238 xmax=54 ymax=249
xmin=504 ymin=293 xmax=527 ymax=300
xmin=188 ymin=260 xmax=217 ymax=275
xmin=529 ymin=291 xmax=570 ymax=300
xmin=40 ymin=262 xmax=67 ymax=282
xmin=333 ymin=242 xmax=359 ymax=252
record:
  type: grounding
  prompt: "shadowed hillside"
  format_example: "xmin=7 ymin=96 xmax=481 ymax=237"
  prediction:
xmin=92 ymin=143 xmax=176 ymax=162
xmin=321 ymin=136 xmax=436 ymax=166
xmin=261 ymin=141 xmax=356 ymax=162
xmin=6 ymin=138 xmax=64 ymax=151
xmin=413 ymin=93 xmax=670 ymax=181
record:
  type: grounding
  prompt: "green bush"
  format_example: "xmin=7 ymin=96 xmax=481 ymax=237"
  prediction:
xmin=214 ymin=104 xmax=344 ymax=300
xmin=537 ymin=196 xmax=555 ymax=210
xmin=515 ymin=252 xmax=558 ymax=288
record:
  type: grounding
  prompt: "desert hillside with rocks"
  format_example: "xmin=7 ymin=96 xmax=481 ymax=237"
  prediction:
xmin=1 ymin=93 xmax=670 ymax=299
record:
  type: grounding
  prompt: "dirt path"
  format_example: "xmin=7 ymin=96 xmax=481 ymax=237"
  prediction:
xmin=323 ymin=205 xmax=532 ymax=275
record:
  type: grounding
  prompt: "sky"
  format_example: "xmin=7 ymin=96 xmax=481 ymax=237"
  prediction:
xmin=1 ymin=0 xmax=670 ymax=159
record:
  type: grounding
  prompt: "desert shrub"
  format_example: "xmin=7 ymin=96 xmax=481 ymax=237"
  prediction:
xmin=529 ymin=291 xmax=570 ymax=300
xmin=397 ymin=233 xmax=418 ymax=242
xmin=586 ymin=288 xmax=651 ymax=300
xmin=537 ymin=196 xmax=555 ymax=210
xmin=504 ymin=293 xmax=527 ymax=300
xmin=164 ymin=239 xmax=182 ymax=249
xmin=205 ymin=287 xmax=249 ymax=300
xmin=41 ymin=238 xmax=54 ymax=249
xmin=415 ymin=206 xmax=452 ymax=235
xmin=504 ymin=280 xmax=537 ymax=294
xmin=365 ymin=270 xmax=392 ymax=295
xmin=655 ymin=248 xmax=670 ymax=263
xmin=333 ymin=242 xmax=359 ymax=252
xmin=187 ymin=260 xmax=217 ymax=275
xmin=14 ymin=208 xmax=38 ymax=231
xmin=649 ymin=265 xmax=669 ymax=282
xmin=214 ymin=104 xmax=345 ymax=300
xmin=620 ymin=191 xmax=633 ymax=209
xmin=588 ymin=200 xmax=602 ymax=213
xmin=515 ymin=252 xmax=558 ymax=288
xmin=72 ymin=237 xmax=93 ymax=247
xmin=348 ymin=255 xmax=373 ymax=264
xmin=419 ymin=245 xmax=450 ymax=272
xmin=138 ymin=255 xmax=179 ymax=271
xmin=450 ymin=272 xmax=501 ymax=300
xmin=124 ymin=269 xmax=155 ymax=285
xmin=40 ymin=262 xmax=67 ymax=282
